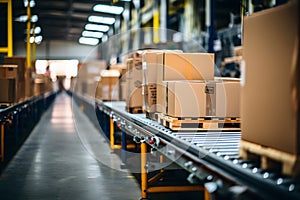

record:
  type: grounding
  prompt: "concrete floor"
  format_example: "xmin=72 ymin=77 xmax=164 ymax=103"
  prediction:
xmin=0 ymin=92 xmax=140 ymax=200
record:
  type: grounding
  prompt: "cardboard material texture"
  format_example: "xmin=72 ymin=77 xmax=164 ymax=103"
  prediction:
xmin=241 ymin=0 xmax=300 ymax=154
xmin=163 ymin=53 xmax=214 ymax=81
xmin=4 ymin=56 xmax=26 ymax=82
xmin=166 ymin=81 xmax=207 ymax=117
xmin=216 ymin=80 xmax=241 ymax=118
xmin=0 ymin=79 xmax=16 ymax=103
xmin=127 ymin=87 xmax=143 ymax=108
xmin=0 ymin=65 xmax=18 ymax=79
xmin=97 ymin=70 xmax=120 ymax=101
xmin=126 ymin=57 xmax=143 ymax=108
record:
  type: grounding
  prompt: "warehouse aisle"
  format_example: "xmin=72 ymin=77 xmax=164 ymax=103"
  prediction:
xmin=0 ymin=92 xmax=140 ymax=200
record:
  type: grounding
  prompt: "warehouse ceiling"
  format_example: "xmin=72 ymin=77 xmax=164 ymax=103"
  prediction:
xmin=0 ymin=0 xmax=241 ymax=44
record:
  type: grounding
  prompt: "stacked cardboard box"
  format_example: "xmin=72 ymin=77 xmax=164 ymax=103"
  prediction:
xmin=77 ymin=60 xmax=107 ymax=97
xmin=96 ymin=69 xmax=120 ymax=101
xmin=4 ymin=56 xmax=26 ymax=102
xmin=34 ymin=74 xmax=52 ymax=96
xmin=241 ymin=0 xmax=299 ymax=155
xmin=157 ymin=52 xmax=215 ymax=117
xmin=126 ymin=52 xmax=143 ymax=111
xmin=0 ymin=65 xmax=18 ymax=103
xmin=110 ymin=63 xmax=127 ymax=100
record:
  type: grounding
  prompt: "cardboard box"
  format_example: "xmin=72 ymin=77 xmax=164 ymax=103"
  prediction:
xmin=120 ymin=82 xmax=127 ymax=101
xmin=126 ymin=87 xmax=143 ymax=108
xmin=126 ymin=58 xmax=143 ymax=108
xmin=4 ymin=56 xmax=26 ymax=82
xmin=96 ymin=70 xmax=120 ymax=101
xmin=215 ymin=79 xmax=241 ymax=117
xmin=110 ymin=63 xmax=127 ymax=77
xmin=0 ymin=65 xmax=18 ymax=79
xmin=241 ymin=0 xmax=300 ymax=154
xmin=166 ymin=81 xmax=207 ymax=117
xmin=0 ymin=79 xmax=16 ymax=103
xmin=163 ymin=53 xmax=214 ymax=81
xmin=234 ymin=46 xmax=243 ymax=57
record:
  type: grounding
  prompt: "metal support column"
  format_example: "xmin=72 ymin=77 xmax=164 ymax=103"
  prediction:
xmin=0 ymin=0 xmax=13 ymax=56
xmin=153 ymin=1 xmax=160 ymax=44
xmin=140 ymin=142 xmax=149 ymax=200
xmin=120 ymin=129 xmax=127 ymax=169
xmin=1 ymin=123 xmax=5 ymax=162
xmin=110 ymin=118 xmax=115 ymax=152
xmin=206 ymin=0 xmax=215 ymax=53
xmin=26 ymin=3 xmax=31 ymax=69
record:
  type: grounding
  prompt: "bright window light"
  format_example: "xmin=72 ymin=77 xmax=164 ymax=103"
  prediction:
xmin=82 ymin=31 xmax=103 ymax=38
xmin=79 ymin=37 xmax=99 ymax=46
xmin=85 ymin=24 xmax=109 ymax=32
xmin=88 ymin=16 xmax=116 ymax=25
xmin=93 ymin=4 xmax=124 ymax=15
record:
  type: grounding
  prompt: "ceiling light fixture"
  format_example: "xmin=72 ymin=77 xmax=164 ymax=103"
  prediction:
xmin=88 ymin=16 xmax=116 ymax=25
xmin=79 ymin=37 xmax=99 ymax=46
xmin=24 ymin=0 xmax=35 ymax=8
xmin=85 ymin=24 xmax=109 ymax=32
xmin=30 ymin=26 xmax=41 ymax=34
xmin=82 ymin=31 xmax=103 ymax=38
xmin=15 ymin=14 xmax=38 ymax=23
xmin=93 ymin=4 xmax=124 ymax=15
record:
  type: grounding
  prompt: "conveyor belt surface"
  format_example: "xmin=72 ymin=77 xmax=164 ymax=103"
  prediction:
xmin=97 ymin=100 xmax=300 ymax=200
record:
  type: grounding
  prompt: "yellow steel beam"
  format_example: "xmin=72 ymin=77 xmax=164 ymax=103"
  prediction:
xmin=110 ymin=118 xmax=115 ymax=152
xmin=153 ymin=9 xmax=159 ymax=43
xmin=0 ymin=0 xmax=13 ymax=56
xmin=141 ymin=142 xmax=148 ymax=199
xmin=0 ymin=47 xmax=8 ymax=53
xmin=26 ymin=4 xmax=31 ymax=68
xmin=147 ymin=185 xmax=204 ymax=193
xmin=7 ymin=0 xmax=13 ymax=56
xmin=1 ymin=123 xmax=5 ymax=162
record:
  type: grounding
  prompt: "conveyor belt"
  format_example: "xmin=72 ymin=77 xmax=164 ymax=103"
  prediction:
xmin=74 ymin=95 xmax=300 ymax=199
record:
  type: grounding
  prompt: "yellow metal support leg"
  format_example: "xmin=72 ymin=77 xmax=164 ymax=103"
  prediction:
xmin=204 ymin=187 xmax=211 ymax=200
xmin=110 ymin=118 xmax=115 ymax=152
xmin=141 ymin=142 xmax=148 ymax=199
xmin=1 ymin=123 xmax=5 ymax=162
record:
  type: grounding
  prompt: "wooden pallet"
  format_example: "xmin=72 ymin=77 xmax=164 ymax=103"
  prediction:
xmin=126 ymin=107 xmax=145 ymax=114
xmin=239 ymin=140 xmax=300 ymax=177
xmin=155 ymin=113 xmax=240 ymax=131
xmin=146 ymin=112 xmax=158 ymax=121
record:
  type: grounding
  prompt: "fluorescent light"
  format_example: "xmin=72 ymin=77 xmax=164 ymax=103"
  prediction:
xmin=31 ymin=15 xmax=38 ymax=23
xmin=85 ymin=24 xmax=109 ymax=32
xmin=17 ymin=14 xmax=38 ymax=23
xmin=24 ymin=0 xmax=35 ymax=8
xmin=35 ymin=35 xmax=43 ymax=44
xmin=82 ymin=31 xmax=103 ymax=38
xmin=30 ymin=26 xmax=41 ymax=34
xmin=93 ymin=4 xmax=124 ymax=15
xmin=88 ymin=16 xmax=116 ymax=25
xmin=79 ymin=37 xmax=99 ymax=46
xmin=29 ymin=36 xmax=35 ymax=43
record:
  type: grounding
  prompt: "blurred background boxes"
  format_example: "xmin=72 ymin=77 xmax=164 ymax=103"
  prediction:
xmin=0 ymin=64 xmax=18 ymax=103
xmin=96 ymin=69 xmax=120 ymax=101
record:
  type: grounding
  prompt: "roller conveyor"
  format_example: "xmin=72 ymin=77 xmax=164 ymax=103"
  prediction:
xmin=74 ymin=94 xmax=300 ymax=200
